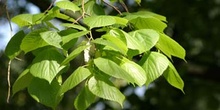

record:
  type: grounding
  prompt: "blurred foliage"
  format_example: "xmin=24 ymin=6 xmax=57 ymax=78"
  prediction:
xmin=1 ymin=0 xmax=220 ymax=109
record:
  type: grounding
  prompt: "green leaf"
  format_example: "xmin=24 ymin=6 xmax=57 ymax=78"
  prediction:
xmin=139 ymin=52 xmax=169 ymax=86
xmin=84 ymin=16 xmax=116 ymax=29
xmin=124 ymin=11 xmax=166 ymax=22
xmin=60 ymin=67 xmax=92 ymax=95
xmin=74 ymin=85 xmax=96 ymax=110
xmin=43 ymin=6 xmax=75 ymax=22
xmin=113 ymin=16 xmax=128 ymax=26
xmin=30 ymin=48 xmax=65 ymax=83
xmin=118 ymin=57 xmax=147 ymax=86
xmin=40 ymin=31 xmax=62 ymax=49
xmin=61 ymin=23 xmax=87 ymax=31
xmin=20 ymin=28 xmax=49 ymax=53
xmin=5 ymin=31 xmax=25 ymax=59
xmin=94 ymin=57 xmax=135 ymax=84
xmin=163 ymin=62 xmax=184 ymax=93
xmin=12 ymin=69 xmax=33 ymax=96
xmin=92 ymin=38 xmax=126 ymax=55
xmin=130 ymin=17 xmax=167 ymax=33
xmin=28 ymin=78 xmax=62 ymax=109
xmin=84 ymin=0 xmax=105 ymax=16
xmin=129 ymin=29 xmax=159 ymax=52
xmin=11 ymin=13 xmax=43 ymax=27
xmin=102 ymin=34 xmax=128 ymax=54
xmin=61 ymin=45 xmax=90 ymax=65
xmin=62 ymin=31 xmax=90 ymax=45
xmin=11 ymin=14 xmax=32 ymax=27
xmin=135 ymin=0 xmax=141 ymax=5
xmin=59 ymin=29 xmax=78 ymax=50
xmin=88 ymin=76 xmax=125 ymax=107
xmin=156 ymin=33 xmax=186 ymax=60
xmin=56 ymin=1 xmax=80 ymax=12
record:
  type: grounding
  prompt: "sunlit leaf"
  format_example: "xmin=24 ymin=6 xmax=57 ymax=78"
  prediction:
xmin=11 ymin=14 xmax=32 ymax=27
xmin=61 ymin=23 xmax=87 ymax=31
xmin=20 ymin=28 xmax=49 ymax=53
xmin=84 ymin=16 xmax=116 ymax=29
xmin=129 ymin=29 xmax=159 ymax=52
xmin=5 ymin=31 xmax=25 ymax=59
xmin=94 ymin=57 xmax=135 ymax=84
xmin=11 ymin=13 xmax=43 ymax=27
xmin=61 ymin=45 xmax=90 ymax=65
xmin=74 ymin=85 xmax=96 ymax=110
xmin=163 ymin=62 xmax=184 ymax=93
xmin=30 ymin=48 xmax=65 ymax=83
xmin=113 ymin=16 xmax=128 ymax=26
xmin=102 ymin=34 xmax=128 ymax=54
xmin=124 ymin=11 xmax=166 ymax=22
xmin=88 ymin=76 xmax=125 ymax=107
xmin=40 ymin=31 xmax=62 ymax=49
xmin=60 ymin=67 xmax=92 ymax=95
xmin=56 ymin=1 xmax=80 ymax=12
xmin=92 ymin=38 xmax=126 ymax=55
xmin=12 ymin=69 xmax=33 ymax=96
xmin=84 ymin=0 xmax=105 ymax=16
xmin=62 ymin=31 xmax=90 ymax=45
xmin=139 ymin=52 xmax=169 ymax=86
xmin=119 ymin=57 xmax=147 ymax=86
xmin=156 ymin=33 xmax=186 ymax=60
xmin=130 ymin=17 xmax=167 ymax=32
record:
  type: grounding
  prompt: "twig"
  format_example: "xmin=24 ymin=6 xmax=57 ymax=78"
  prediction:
xmin=120 ymin=0 xmax=129 ymax=13
xmin=103 ymin=0 xmax=122 ymax=15
xmin=3 ymin=0 xmax=13 ymax=103
xmin=81 ymin=0 xmax=85 ymax=18
xmin=7 ymin=60 xmax=11 ymax=103
xmin=44 ymin=0 xmax=56 ymax=14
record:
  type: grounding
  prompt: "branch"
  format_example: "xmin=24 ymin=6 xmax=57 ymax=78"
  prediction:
xmin=103 ymin=0 xmax=122 ymax=15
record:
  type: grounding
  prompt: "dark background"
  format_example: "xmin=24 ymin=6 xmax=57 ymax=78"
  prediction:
xmin=1 ymin=0 xmax=220 ymax=109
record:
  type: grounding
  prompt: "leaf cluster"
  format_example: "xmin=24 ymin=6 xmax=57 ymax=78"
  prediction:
xmin=5 ymin=0 xmax=186 ymax=109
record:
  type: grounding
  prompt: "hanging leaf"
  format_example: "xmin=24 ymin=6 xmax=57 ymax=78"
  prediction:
xmin=94 ymin=57 xmax=135 ymax=84
xmin=129 ymin=29 xmax=159 ymax=52
xmin=5 ymin=31 xmax=25 ymax=59
xmin=139 ymin=52 xmax=169 ymax=86
xmin=88 ymin=76 xmax=125 ymax=107
xmin=163 ymin=62 xmax=185 ymax=93
xmin=28 ymin=78 xmax=62 ymax=109
xmin=156 ymin=33 xmax=186 ymax=60
xmin=12 ymin=69 xmax=33 ymax=96
xmin=30 ymin=48 xmax=65 ymax=83
xmin=40 ymin=31 xmax=62 ymax=49
xmin=118 ymin=57 xmax=147 ymax=86
xmin=56 ymin=1 xmax=80 ymax=12
xmin=74 ymin=85 xmax=96 ymax=110
xmin=60 ymin=67 xmax=92 ymax=95
xmin=20 ymin=28 xmax=49 ymax=53
xmin=84 ymin=16 xmax=116 ymax=29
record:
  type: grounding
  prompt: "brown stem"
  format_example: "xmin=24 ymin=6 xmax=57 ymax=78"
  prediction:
xmin=103 ymin=0 xmax=122 ymax=15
